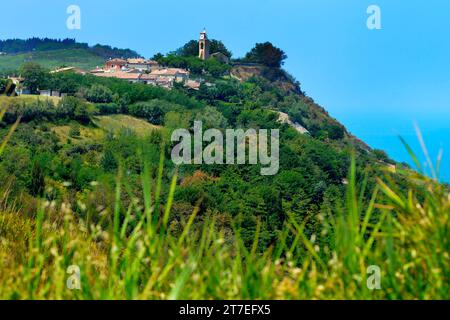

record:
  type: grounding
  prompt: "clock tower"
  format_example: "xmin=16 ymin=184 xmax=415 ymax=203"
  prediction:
xmin=199 ymin=29 xmax=210 ymax=60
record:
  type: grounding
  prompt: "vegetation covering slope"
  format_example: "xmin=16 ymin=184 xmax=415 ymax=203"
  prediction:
xmin=0 ymin=39 xmax=448 ymax=300
xmin=0 ymin=49 xmax=105 ymax=72
xmin=0 ymin=38 xmax=141 ymax=73
xmin=0 ymin=38 xmax=139 ymax=58
xmin=0 ymin=135 xmax=448 ymax=299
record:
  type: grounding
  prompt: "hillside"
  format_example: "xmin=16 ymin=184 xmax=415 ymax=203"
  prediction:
xmin=0 ymin=39 xmax=448 ymax=300
xmin=231 ymin=64 xmax=300 ymax=94
xmin=0 ymin=49 xmax=105 ymax=72
xmin=0 ymin=37 xmax=142 ymax=72
xmin=0 ymin=61 xmax=398 ymax=243
xmin=93 ymin=114 xmax=161 ymax=136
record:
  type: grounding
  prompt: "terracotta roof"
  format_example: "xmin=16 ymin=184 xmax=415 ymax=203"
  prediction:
xmin=150 ymin=68 xmax=189 ymax=76
xmin=127 ymin=68 xmax=142 ymax=73
xmin=94 ymin=71 xmax=142 ymax=80
xmin=185 ymin=80 xmax=201 ymax=90
xmin=106 ymin=58 xmax=127 ymax=64
xmin=127 ymin=58 xmax=146 ymax=64
xmin=127 ymin=58 xmax=160 ymax=65
xmin=155 ymin=76 xmax=174 ymax=83
xmin=140 ymin=74 xmax=158 ymax=80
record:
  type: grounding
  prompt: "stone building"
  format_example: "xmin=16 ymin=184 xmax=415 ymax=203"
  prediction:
xmin=126 ymin=58 xmax=159 ymax=72
xmin=105 ymin=58 xmax=127 ymax=70
xmin=211 ymin=52 xmax=230 ymax=64
xmin=199 ymin=29 xmax=210 ymax=60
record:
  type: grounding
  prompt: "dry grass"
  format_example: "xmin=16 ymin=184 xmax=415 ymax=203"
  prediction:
xmin=51 ymin=125 xmax=105 ymax=143
xmin=0 ymin=94 xmax=61 ymax=105
xmin=93 ymin=115 xmax=161 ymax=137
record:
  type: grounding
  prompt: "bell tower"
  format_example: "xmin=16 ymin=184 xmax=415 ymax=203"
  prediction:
xmin=199 ymin=29 xmax=210 ymax=60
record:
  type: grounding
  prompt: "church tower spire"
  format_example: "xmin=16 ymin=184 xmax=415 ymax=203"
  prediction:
xmin=199 ymin=29 xmax=210 ymax=60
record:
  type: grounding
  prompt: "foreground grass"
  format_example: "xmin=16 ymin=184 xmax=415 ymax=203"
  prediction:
xmin=0 ymin=158 xmax=448 ymax=300
xmin=0 ymin=109 xmax=448 ymax=300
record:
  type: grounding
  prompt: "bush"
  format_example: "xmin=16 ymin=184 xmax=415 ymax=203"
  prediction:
xmin=244 ymin=42 xmax=287 ymax=68
xmin=2 ymin=99 xmax=57 ymax=124
xmin=96 ymin=103 xmax=120 ymax=115
xmin=58 ymin=96 xmax=92 ymax=124
xmin=20 ymin=62 xmax=49 ymax=93
xmin=85 ymin=84 xmax=114 ymax=103
xmin=128 ymin=100 xmax=165 ymax=125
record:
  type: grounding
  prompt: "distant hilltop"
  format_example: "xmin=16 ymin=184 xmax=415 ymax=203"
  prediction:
xmin=0 ymin=37 xmax=140 ymax=59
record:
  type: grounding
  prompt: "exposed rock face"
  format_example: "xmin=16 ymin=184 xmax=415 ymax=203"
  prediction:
xmin=230 ymin=64 xmax=301 ymax=94
xmin=277 ymin=111 xmax=309 ymax=134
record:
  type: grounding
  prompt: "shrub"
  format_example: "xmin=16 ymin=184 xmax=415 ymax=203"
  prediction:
xmin=85 ymin=84 xmax=114 ymax=103
xmin=128 ymin=100 xmax=165 ymax=125
xmin=58 ymin=96 xmax=92 ymax=124
xmin=20 ymin=62 xmax=49 ymax=93
xmin=244 ymin=42 xmax=287 ymax=68
xmin=96 ymin=103 xmax=120 ymax=115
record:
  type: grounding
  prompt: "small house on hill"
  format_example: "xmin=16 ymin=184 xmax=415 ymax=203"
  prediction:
xmin=38 ymin=89 xmax=67 ymax=97
xmin=105 ymin=58 xmax=127 ymax=70
xmin=126 ymin=58 xmax=159 ymax=71
xmin=94 ymin=71 xmax=142 ymax=83
xmin=150 ymin=68 xmax=190 ymax=83
xmin=211 ymin=52 xmax=230 ymax=64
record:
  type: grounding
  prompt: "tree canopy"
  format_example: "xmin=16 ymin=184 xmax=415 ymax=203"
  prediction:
xmin=176 ymin=39 xmax=232 ymax=58
xmin=244 ymin=42 xmax=287 ymax=68
xmin=0 ymin=37 xmax=140 ymax=58
xmin=20 ymin=62 xmax=48 ymax=93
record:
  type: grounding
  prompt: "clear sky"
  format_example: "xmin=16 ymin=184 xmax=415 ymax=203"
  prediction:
xmin=1 ymin=0 xmax=450 ymax=180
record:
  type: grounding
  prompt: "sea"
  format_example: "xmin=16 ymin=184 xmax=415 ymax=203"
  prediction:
xmin=334 ymin=108 xmax=450 ymax=183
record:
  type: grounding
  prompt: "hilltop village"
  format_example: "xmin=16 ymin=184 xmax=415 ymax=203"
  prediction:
xmin=4 ymin=30 xmax=300 ymax=100
xmin=47 ymin=30 xmax=220 ymax=94
xmin=89 ymin=58 xmax=195 ymax=90
xmin=8 ymin=30 xmax=224 ymax=97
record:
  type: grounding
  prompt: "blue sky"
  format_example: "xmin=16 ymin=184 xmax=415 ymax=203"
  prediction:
xmin=1 ymin=0 xmax=450 ymax=180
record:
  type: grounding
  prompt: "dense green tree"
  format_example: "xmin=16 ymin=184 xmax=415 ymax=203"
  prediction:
xmin=20 ymin=62 xmax=48 ymax=93
xmin=128 ymin=101 xmax=164 ymax=125
xmin=85 ymin=84 xmax=114 ymax=103
xmin=176 ymin=40 xmax=198 ymax=57
xmin=151 ymin=52 xmax=164 ymax=62
xmin=195 ymin=106 xmax=228 ymax=129
xmin=244 ymin=42 xmax=287 ymax=68
xmin=210 ymin=40 xmax=233 ymax=58
xmin=58 ymin=96 xmax=92 ymax=124
xmin=176 ymin=39 xmax=232 ymax=58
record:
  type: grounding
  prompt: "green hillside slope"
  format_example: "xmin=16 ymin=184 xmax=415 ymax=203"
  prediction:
xmin=0 ymin=49 xmax=105 ymax=71
xmin=0 ymin=39 xmax=448 ymax=300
